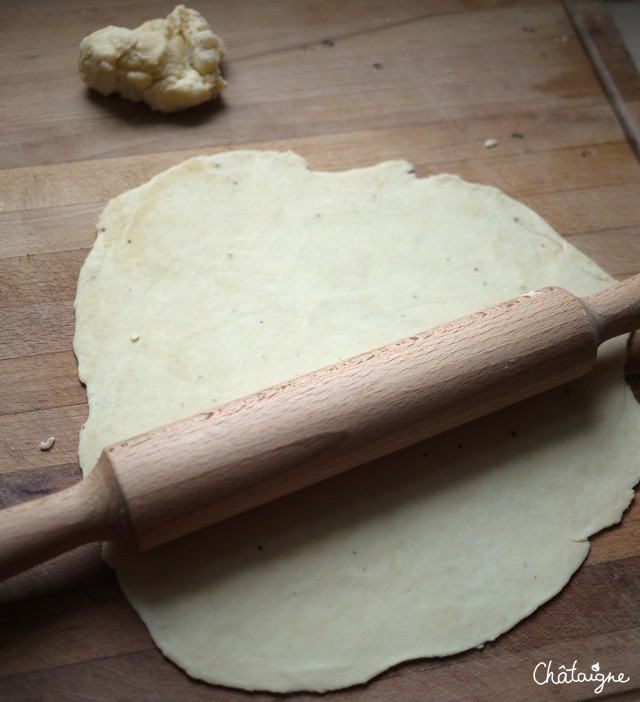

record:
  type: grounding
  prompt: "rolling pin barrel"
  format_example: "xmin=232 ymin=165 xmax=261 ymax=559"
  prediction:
xmin=1 ymin=274 xmax=640 ymax=580
xmin=107 ymin=285 xmax=601 ymax=550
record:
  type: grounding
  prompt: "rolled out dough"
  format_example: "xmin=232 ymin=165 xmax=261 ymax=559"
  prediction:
xmin=74 ymin=151 xmax=640 ymax=692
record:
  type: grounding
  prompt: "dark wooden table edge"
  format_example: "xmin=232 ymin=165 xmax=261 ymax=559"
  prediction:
xmin=563 ymin=0 xmax=640 ymax=164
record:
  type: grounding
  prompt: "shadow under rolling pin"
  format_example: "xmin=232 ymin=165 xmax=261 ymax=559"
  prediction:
xmin=2 ymin=274 xmax=640 ymax=581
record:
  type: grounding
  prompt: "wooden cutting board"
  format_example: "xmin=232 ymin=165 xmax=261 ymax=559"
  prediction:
xmin=1 ymin=1 xmax=640 ymax=700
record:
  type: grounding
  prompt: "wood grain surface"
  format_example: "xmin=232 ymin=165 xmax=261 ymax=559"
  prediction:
xmin=1 ymin=1 xmax=640 ymax=700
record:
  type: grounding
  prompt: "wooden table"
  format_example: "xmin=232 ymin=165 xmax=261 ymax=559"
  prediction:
xmin=1 ymin=1 xmax=640 ymax=699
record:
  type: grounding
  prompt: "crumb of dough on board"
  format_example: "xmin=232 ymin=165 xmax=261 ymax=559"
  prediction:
xmin=78 ymin=4 xmax=226 ymax=113
xmin=484 ymin=138 xmax=499 ymax=149
xmin=38 ymin=436 xmax=55 ymax=451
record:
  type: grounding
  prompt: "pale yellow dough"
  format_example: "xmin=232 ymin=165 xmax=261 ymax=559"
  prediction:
xmin=78 ymin=5 xmax=226 ymax=113
xmin=74 ymin=151 xmax=640 ymax=692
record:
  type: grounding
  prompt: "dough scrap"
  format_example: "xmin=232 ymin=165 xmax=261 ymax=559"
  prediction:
xmin=74 ymin=151 xmax=640 ymax=692
xmin=78 ymin=5 xmax=226 ymax=113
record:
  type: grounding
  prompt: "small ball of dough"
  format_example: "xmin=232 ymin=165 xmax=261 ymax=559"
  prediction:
xmin=78 ymin=4 xmax=226 ymax=113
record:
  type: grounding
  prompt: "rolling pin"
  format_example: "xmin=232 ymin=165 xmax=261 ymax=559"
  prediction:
xmin=2 ymin=275 xmax=640 ymax=581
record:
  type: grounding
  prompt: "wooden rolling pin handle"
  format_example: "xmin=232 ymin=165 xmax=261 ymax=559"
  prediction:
xmin=0 ymin=460 xmax=132 ymax=580
xmin=583 ymin=274 xmax=640 ymax=343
